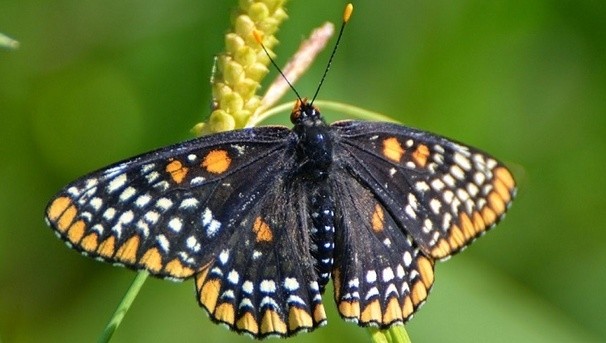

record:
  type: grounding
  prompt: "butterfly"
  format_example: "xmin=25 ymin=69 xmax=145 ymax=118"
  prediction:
xmin=44 ymin=3 xmax=516 ymax=340
xmin=45 ymin=97 xmax=515 ymax=338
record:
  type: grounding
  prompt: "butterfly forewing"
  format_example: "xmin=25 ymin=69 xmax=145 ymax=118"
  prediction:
xmin=332 ymin=120 xmax=516 ymax=260
xmin=45 ymin=127 xmax=292 ymax=279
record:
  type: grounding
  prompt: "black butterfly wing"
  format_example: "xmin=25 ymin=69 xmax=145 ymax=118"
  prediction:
xmin=45 ymin=126 xmax=326 ymax=337
xmin=329 ymin=120 xmax=515 ymax=326
xmin=330 ymin=173 xmax=435 ymax=327
xmin=332 ymin=120 xmax=516 ymax=259
xmin=193 ymin=168 xmax=329 ymax=338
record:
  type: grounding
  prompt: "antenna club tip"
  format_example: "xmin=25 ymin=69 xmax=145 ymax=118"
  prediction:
xmin=344 ymin=3 xmax=354 ymax=22
xmin=252 ymin=30 xmax=263 ymax=44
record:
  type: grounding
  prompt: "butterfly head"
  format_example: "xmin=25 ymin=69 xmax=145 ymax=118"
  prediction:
xmin=290 ymin=98 xmax=324 ymax=127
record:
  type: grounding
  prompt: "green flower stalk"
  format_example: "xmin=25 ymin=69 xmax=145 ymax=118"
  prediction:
xmin=193 ymin=0 xmax=288 ymax=135
xmin=0 ymin=32 xmax=19 ymax=49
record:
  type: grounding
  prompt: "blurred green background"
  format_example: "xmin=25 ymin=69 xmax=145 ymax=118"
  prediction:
xmin=1 ymin=1 xmax=605 ymax=342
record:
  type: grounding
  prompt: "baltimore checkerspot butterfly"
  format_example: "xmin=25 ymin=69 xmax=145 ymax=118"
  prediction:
xmin=45 ymin=3 xmax=515 ymax=339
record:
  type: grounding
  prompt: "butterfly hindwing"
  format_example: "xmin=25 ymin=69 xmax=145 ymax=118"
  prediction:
xmin=194 ymin=176 xmax=328 ymax=338
xmin=330 ymin=172 xmax=435 ymax=326
xmin=45 ymin=127 xmax=293 ymax=279
xmin=332 ymin=120 xmax=516 ymax=260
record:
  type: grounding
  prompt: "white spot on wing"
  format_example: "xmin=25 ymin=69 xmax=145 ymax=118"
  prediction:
xmin=103 ymin=208 xmax=116 ymax=220
xmin=202 ymin=207 xmax=221 ymax=237
xmin=415 ymin=181 xmax=430 ymax=192
xmin=242 ymin=281 xmax=254 ymax=294
xmin=430 ymin=198 xmax=442 ymax=214
xmin=168 ymin=217 xmax=183 ymax=232
xmin=219 ymin=249 xmax=230 ymax=264
xmin=186 ymin=236 xmax=201 ymax=252
xmin=90 ymin=197 xmax=103 ymax=211
xmin=431 ymin=179 xmax=445 ymax=191
xmin=135 ymin=194 xmax=151 ymax=207
xmin=191 ymin=177 xmax=205 ymax=186
xmin=260 ymin=280 xmax=276 ymax=293
xmin=180 ymin=198 xmax=199 ymax=209
xmin=119 ymin=186 xmax=137 ymax=202
xmin=145 ymin=171 xmax=160 ymax=184
xmin=284 ymin=277 xmax=300 ymax=291
xmin=107 ymin=173 xmax=127 ymax=193
xmin=382 ymin=267 xmax=395 ymax=282
xmin=228 ymin=270 xmax=239 ymax=284
xmin=454 ymin=152 xmax=472 ymax=170
xmin=156 ymin=234 xmax=170 ymax=252
xmin=156 ymin=198 xmax=173 ymax=211
xmin=366 ymin=270 xmax=377 ymax=283
xmin=144 ymin=211 xmax=160 ymax=224
xmin=365 ymin=287 xmax=379 ymax=300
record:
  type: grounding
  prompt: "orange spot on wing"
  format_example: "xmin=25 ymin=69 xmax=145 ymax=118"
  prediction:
xmin=115 ymin=235 xmax=140 ymax=264
xmin=338 ymin=300 xmax=360 ymax=319
xmin=236 ymin=312 xmax=259 ymax=334
xmin=253 ymin=217 xmax=273 ymax=242
xmin=67 ymin=220 xmax=86 ymax=243
xmin=313 ymin=303 xmax=327 ymax=324
xmin=382 ymin=137 xmax=405 ymax=162
xmin=214 ymin=303 xmax=236 ymax=324
xmin=164 ymin=258 xmax=194 ymax=278
xmin=196 ymin=263 xmax=212 ymax=291
xmin=97 ymin=236 xmax=116 ymax=258
xmin=202 ymin=149 xmax=232 ymax=174
xmin=165 ymin=160 xmax=189 ymax=184
xmin=260 ymin=310 xmax=287 ymax=335
xmin=199 ymin=278 xmax=221 ymax=313
xmin=488 ymin=192 xmax=505 ymax=214
xmin=430 ymin=239 xmax=451 ymax=259
xmin=472 ymin=211 xmax=485 ymax=233
xmin=360 ymin=299 xmax=382 ymax=323
xmin=412 ymin=144 xmax=430 ymax=167
xmin=288 ymin=307 xmax=313 ymax=330
xmin=371 ymin=204 xmax=385 ymax=232
xmin=459 ymin=212 xmax=475 ymax=240
xmin=47 ymin=197 xmax=72 ymax=223
xmin=495 ymin=178 xmax=513 ymax=206
xmin=80 ymin=233 xmax=99 ymax=252
xmin=416 ymin=256 xmax=435 ymax=288
xmin=495 ymin=166 xmax=516 ymax=189
xmin=411 ymin=281 xmax=428 ymax=306
xmin=448 ymin=224 xmax=466 ymax=248
xmin=481 ymin=206 xmax=497 ymax=226
xmin=382 ymin=297 xmax=403 ymax=324
xmin=140 ymin=247 xmax=163 ymax=273
xmin=402 ymin=297 xmax=414 ymax=318
xmin=57 ymin=205 xmax=78 ymax=233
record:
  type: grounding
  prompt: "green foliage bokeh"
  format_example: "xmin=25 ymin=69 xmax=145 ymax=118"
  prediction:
xmin=1 ymin=1 xmax=605 ymax=342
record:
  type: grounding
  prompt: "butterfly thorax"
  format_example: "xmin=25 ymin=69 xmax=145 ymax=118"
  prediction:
xmin=291 ymin=99 xmax=333 ymax=180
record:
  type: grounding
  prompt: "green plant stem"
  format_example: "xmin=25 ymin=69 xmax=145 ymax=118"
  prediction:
xmin=368 ymin=326 xmax=412 ymax=343
xmin=313 ymin=100 xmax=401 ymax=123
xmin=249 ymin=100 xmax=401 ymax=126
xmin=98 ymin=272 xmax=149 ymax=343
xmin=0 ymin=33 xmax=19 ymax=49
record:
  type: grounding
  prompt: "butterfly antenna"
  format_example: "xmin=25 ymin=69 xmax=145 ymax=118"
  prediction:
xmin=252 ymin=30 xmax=303 ymax=102
xmin=310 ymin=3 xmax=353 ymax=105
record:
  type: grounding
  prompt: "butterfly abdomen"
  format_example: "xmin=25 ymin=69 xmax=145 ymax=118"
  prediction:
xmin=308 ymin=182 xmax=336 ymax=292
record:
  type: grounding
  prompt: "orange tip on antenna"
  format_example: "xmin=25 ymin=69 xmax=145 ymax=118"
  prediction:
xmin=252 ymin=30 xmax=263 ymax=44
xmin=343 ymin=3 xmax=354 ymax=23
